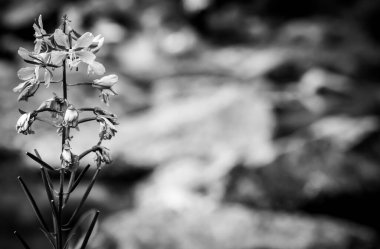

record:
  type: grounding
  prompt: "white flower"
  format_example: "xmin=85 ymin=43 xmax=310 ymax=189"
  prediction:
xmin=16 ymin=113 xmax=34 ymax=135
xmin=93 ymin=74 xmax=118 ymax=105
xmin=53 ymin=29 xmax=105 ymax=74
xmin=63 ymin=104 xmax=79 ymax=127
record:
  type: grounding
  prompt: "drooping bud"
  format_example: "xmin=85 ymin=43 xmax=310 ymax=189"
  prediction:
xmin=60 ymin=140 xmax=78 ymax=170
xmin=61 ymin=141 xmax=72 ymax=168
xmin=16 ymin=113 xmax=35 ymax=135
xmin=63 ymin=104 xmax=79 ymax=127
xmin=95 ymin=146 xmax=112 ymax=165
xmin=98 ymin=116 xmax=117 ymax=140
xmin=37 ymin=94 xmax=66 ymax=118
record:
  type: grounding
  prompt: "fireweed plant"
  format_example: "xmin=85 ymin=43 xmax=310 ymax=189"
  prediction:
xmin=13 ymin=15 xmax=118 ymax=249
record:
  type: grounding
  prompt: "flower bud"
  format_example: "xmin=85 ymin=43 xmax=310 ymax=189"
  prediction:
xmin=37 ymin=94 xmax=66 ymax=118
xmin=95 ymin=146 xmax=112 ymax=165
xmin=93 ymin=74 xmax=118 ymax=89
xmin=61 ymin=145 xmax=72 ymax=168
xmin=60 ymin=141 xmax=78 ymax=170
xmin=63 ymin=104 xmax=79 ymax=127
xmin=98 ymin=116 xmax=117 ymax=140
xmin=16 ymin=113 xmax=34 ymax=135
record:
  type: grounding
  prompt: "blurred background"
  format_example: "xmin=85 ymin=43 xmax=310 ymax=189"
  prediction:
xmin=2 ymin=0 xmax=380 ymax=248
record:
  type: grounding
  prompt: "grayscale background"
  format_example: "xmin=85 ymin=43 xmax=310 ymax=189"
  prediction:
xmin=1 ymin=0 xmax=380 ymax=248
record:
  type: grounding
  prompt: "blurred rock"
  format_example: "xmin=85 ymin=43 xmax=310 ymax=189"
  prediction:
xmin=103 ymin=204 xmax=378 ymax=249
xmin=114 ymin=83 xmax=275 ymax=167
xmin=224 ymin=115 xmax=380 ymax=230
xmin=298 ymin=68 xmax=380 ymax=116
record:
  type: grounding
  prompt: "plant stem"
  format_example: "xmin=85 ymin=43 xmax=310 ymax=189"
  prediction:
xmin=57 ymin=14 xmax=68 ymax=249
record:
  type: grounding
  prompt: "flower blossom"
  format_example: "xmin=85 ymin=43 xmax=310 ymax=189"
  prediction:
xmin=92 ymin=74 xmax=118 ymax=105
xmin=17 ymin=48 xmax=64 ymax=88
xmin=53 ymin=29 xmax=105 ymax=75
xmin=16 ymin=113 xmax=35 ymax=135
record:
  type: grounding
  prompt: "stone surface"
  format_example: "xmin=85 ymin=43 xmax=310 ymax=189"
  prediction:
xmin=102 ymin=204 xmax=378 ymax=249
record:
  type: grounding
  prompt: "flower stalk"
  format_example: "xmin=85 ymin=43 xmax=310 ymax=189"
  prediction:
xmin=13 ymin=14 xmax=118 ymax=249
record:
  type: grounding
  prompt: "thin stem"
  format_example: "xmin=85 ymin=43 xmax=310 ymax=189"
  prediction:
xmin=78 ymin=146 xmax=100 ymax=160
xmin=34 ymin=108 xmax=63 ymax=114
xmin=78 ymin=117 xmax=98 ymax=125
xmin=67 ymin=82 xmax=92 ymax=86
xmin=78 ymin=107 xmax=96 ymax=112
xmin=57 ymin=15 xmax=69 ymax=249
xmin=64 ymin=168 xmax=100 ymax=227
xmin=57 ymin=169 xmax=64 ymax=249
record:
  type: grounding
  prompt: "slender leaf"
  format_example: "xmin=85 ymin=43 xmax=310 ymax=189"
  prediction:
xmin=69 ymin=164 xmax=90 ymax=193
xmin=79 ymin=211 xmax=99 ymax=249
xmin=18 ymin=176 xmax=49 ymax=232
xmin=26 ymin=152 xmax=55 ymax=171
xmin=64 ymin=169 xmax=77 ymax=205
xmin=41 ymin=168 xmax=58 ymax=220
xmin=64 ymin=168 xmax=100 ymax=227
xmin=14 ymin=231 xmax=32 ymax=249
xmin=40 ymin=228 xmax=57 ymax=249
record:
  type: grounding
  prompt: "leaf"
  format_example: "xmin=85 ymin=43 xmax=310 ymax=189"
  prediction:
xmin=27 ymin=152 xmax=55 ymax=171
xmin=17 ymin=67 xmax=36 ymax=80
xmin=88 ymin=61 xmax=105 ymax=75
xmin=53 ymin=29 xmax=69 ymax=48
xmin=14 ymin=231 xmax=32 ymax=249
xmin=65 ymin=210 xmax=99 ymax=249
xmin=74 ymin=32 xmax=94 ymax=49
xmin=76 ymin=50 xmax=96 ymax=64
xmin=18 ymin=47 xmax=31 ymax=60
xmin=18 ymin=176 xmax=49 ymax=232
xmin=50 ymin=51 xmax=67 ymax=65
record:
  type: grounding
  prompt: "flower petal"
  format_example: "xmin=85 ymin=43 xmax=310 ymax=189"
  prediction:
xmin=50 ymin=51 xmax=67 ymax=65
xmin=13 ymin=81 xmax=28 ymax=93
xmin=38 ymin=14 xmax=43 ymax=29
xmin=18 ymin=47 xmax=32 ymax=60
xmin=54 ymin=29 xmax=69 ymax=48
xmin=17 ymin=67 xmax=36 ymax=80
xmin=88 ymin=61 xmax=105 ymax=75
xmin=44 ymin=69 xmax=52 ymax=87
xmin=34 ymin=40 xmax=42 ymax=53
xmin=74 ymin=32 xmax=94 ymax=49
xmin=76 ymin=50 xmax=96 ymax=64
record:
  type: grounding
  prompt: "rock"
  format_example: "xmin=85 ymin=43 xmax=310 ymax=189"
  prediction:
xmin=102 ymin=204 xmax=378 ymax=249
xmin=224 ymin=115 xmax=380 ymax=231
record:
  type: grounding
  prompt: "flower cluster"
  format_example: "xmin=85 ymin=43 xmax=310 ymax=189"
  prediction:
xmin=14 ymin=15 xmax=119 ymax=169
xmin=13 ymin=15 xmax=120 ymax=249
